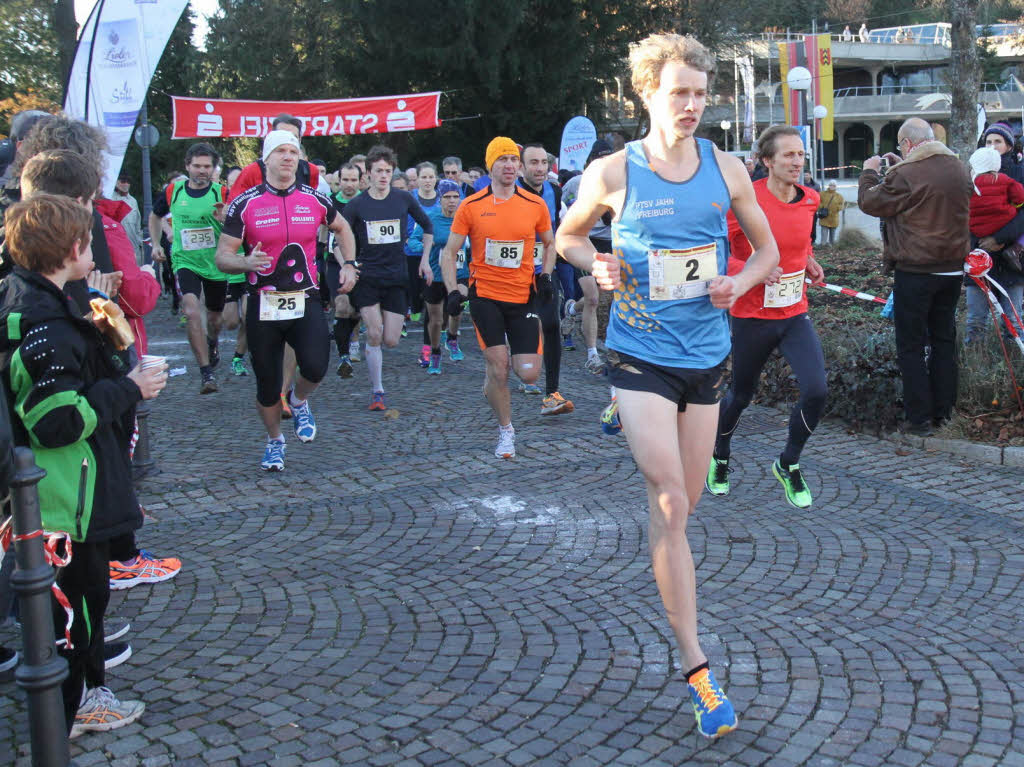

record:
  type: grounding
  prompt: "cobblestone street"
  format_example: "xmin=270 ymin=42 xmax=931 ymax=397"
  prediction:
xmin=3 ymin=301 xmax=1023 ymax=766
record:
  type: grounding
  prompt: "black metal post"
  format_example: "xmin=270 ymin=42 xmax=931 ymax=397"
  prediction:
xmin=132 ymin=400 xmax=155 ymax=480
xmin=140 ymin=99 xmax=153 ymax=265
xmin=9 ymin=447 xmax=76 ymax=767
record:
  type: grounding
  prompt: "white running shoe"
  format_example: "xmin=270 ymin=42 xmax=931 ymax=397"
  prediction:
xmin=495 ymin=427 xmax=516 ymax=459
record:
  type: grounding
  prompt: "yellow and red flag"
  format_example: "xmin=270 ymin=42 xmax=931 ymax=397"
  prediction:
xmin=777 ymin=34 xmax=834 ymax=140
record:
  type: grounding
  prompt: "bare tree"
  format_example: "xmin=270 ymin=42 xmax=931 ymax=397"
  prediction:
xmin=947 ymin=0 xmax=981 ymax=161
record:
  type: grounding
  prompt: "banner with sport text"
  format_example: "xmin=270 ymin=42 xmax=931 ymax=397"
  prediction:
xmin=171 ymin=93 xmax=442 ymax=139
xmin=778 ymin=34 xmax=834 ymax=141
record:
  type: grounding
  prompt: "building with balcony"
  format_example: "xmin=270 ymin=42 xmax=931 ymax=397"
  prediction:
xmin=600 ymin=23 xmax=1024 ymax=178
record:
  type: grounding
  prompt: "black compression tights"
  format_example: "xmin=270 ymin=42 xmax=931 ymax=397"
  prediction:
xmin=715 ymin=314 xmax=827 ymax=466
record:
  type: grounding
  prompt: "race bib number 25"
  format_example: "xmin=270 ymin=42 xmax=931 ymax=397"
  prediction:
xmin=259 ymin=290 xmax=306 ymax=321
xmin=647 ymin=243 xmax=719 ymax=300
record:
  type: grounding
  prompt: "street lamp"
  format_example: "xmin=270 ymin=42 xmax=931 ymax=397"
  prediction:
xmin=720 ymin=120 xmax=731 ymax=151
xmin=813 ymin=104 xmax=828 ymax=186
xmin=786 ymin=66 xmax=816 ymax=183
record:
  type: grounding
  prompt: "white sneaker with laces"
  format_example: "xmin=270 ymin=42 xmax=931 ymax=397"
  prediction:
xmin=70 ymin=686 xmax=145 ymax=738
xmin=495 ymin=427 xmax=516 ymax=459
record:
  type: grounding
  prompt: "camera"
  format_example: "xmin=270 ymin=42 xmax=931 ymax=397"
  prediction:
xmin=878 ymin=157 xmax=890 ymax=175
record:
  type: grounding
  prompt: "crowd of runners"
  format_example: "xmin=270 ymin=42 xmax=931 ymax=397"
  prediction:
xmin=0 ymin=24 xmax=1006 ymax=748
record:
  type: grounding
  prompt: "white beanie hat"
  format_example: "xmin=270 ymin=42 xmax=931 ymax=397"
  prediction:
xmin=968 ymin=146 xmax=1001 ymax=195
xmin=262 ymin=130 xmax=301 ymax=162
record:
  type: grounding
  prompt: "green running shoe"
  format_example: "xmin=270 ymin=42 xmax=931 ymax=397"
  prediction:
xmin=231 ymin=356 xmax=248 ymax=376
xmin=772 ymin=460 xmax=812 ymax=508
xmin=705 ymin=456 xmax=730 ymax=496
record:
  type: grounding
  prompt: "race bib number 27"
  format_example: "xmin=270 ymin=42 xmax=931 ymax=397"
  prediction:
xmin=647 ymin=243 xmax=719 ymax=300
xmin=763 ymin=270 xmax=805 ymax=308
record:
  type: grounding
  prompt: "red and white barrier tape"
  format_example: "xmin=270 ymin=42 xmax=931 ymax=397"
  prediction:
xmin=0 ymin=517 xmax=76 ymax=649
xmin=805 ymin=278 xmax=887 ymax=304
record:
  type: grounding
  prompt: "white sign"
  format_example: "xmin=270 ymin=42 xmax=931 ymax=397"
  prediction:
xmin=64 ymin=0 xmax=190 ymax=197
xmin=559 ymin=116 xmax=597 ymax=172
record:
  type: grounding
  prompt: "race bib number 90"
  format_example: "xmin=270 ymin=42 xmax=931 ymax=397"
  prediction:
xmin=456 ymin=248 xmax=467 ymax=269
xmin=259 ymin=290 xmax=306 ymax=321
xmin=763 ymin=270 xmax=805 ymax=308
xmin=484 ymin=239 xmax=524 ymax=269
xmin=648 ymin=243 xmax=719 ymax=300
xmin=366 ymin=219 xmax=401 ymax=245
xmin=180 ymin=227 xmax=216 ymax=251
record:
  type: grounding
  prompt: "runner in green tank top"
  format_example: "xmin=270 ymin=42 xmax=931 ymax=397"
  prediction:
xmin=149 ymin=143 xmax=231 ymax=394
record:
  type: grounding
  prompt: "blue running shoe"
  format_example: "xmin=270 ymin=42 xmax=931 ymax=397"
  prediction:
xmin=518 ymin=382 xmax=542 ymax=395
xmin=562 ymin=334 xmax=576 ymax=351
xmin=447 ymin=338 xmax=465 ymax=361
xmin=290 ymin=395 xmax=317 ymax=442
xmin=600 ymin=399 xmax=622 ymax=435
xmin=688 ymin=667 xmax=738 ymax=739
xmin=261 ymin=438 xmax=285 ymax=471
xmin=427 ymin=353 xmax=442 ymax=375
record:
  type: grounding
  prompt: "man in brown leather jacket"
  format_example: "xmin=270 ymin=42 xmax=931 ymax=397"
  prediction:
xmin=858 ymin=117 xmax=972 ymax=436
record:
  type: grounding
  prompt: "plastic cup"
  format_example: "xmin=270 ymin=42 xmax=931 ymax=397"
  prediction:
xmin=141 ymin=355 xmax=166 ymax=370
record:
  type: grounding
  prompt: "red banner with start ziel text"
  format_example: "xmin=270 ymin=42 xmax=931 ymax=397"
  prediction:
xmin=171 ymin=93 xmax=442 ymax=139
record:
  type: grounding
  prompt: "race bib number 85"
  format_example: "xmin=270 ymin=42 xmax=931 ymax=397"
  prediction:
xmin=648 ymin=243 xmax=719 ymax=300
xmin=484 ymin=239 xmax=524 ymax=269
xmin=366 ymin=219 xmax=401 ymax=245
xmin=259 ymin=290 xmax=306 ymax=321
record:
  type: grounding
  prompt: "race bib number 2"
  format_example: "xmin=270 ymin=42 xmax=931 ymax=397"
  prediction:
xmin=648 ymin=243 xmax=719 ymax=300
xmin=366 ymin=219 xmax=401 ymax=245
xmin=763 ymin=270 xmax=805 ymax=308
xmin=259 ymin=290 xmax=305 ymax=321
xmin=180 ymin=227 xmax=216 ymax=251
xmin=484 ymin=239 xmax=524 ymax=269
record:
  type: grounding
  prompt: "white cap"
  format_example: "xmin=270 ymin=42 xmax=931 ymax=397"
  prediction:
xmin=968 ymin=146 xmax=1001 ymax=195
xmin=262 ymin=130 xmax=301 ymax=162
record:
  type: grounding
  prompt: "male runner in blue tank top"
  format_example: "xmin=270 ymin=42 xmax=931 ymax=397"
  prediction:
xmin=557 ymin=33 xmax=780 ymax=739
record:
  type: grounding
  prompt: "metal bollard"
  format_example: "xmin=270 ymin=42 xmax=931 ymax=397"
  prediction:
xmin=132 ymin=400 xmax=155 ymax=480
xmin=9 ymin=447 xmax=76 ymax=767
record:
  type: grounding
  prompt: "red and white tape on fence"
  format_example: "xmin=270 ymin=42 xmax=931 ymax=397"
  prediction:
xmin=805 ymin=278 xmax=887 ymax=304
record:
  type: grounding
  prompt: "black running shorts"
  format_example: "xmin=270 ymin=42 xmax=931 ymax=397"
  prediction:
xmin=246 ymin=291 xmax=329 ymax=406
xmin=350 ymin=276 xmax=407 ymax=315
xmin=607 ymin=350 xmax=728 ymax=412
xmin=175 ymin=268 xmax=228 ymax=312
xmin=470 ymin=292 xmax=541 ymax=356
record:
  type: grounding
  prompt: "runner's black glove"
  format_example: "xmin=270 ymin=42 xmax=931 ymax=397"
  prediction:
xmin=537 ymin=273 xmax=554 ymax=304
xmin=446 ymin=290 xmax=464 ymax=316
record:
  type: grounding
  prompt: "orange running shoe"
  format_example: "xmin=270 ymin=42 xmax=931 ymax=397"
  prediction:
xmin=280 ymin=394 xmax=292 ymax=419
xmin=109 ymin=550 xmax=181 ymax=591
xmin=541 ymin=391 xmax=574 ymax=415
xmin=369 ymin=391 xmax=387 ymax=411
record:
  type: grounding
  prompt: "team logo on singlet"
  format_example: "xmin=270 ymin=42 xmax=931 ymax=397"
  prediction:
xmin=632 ymin=197 xmax=675 ymax=219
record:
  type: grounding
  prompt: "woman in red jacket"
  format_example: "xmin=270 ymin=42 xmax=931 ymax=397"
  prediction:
xmin=705 ymin=125 xmax=827 ymax=509
xmin=95 ymin=198 xmax=161 ymax=355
